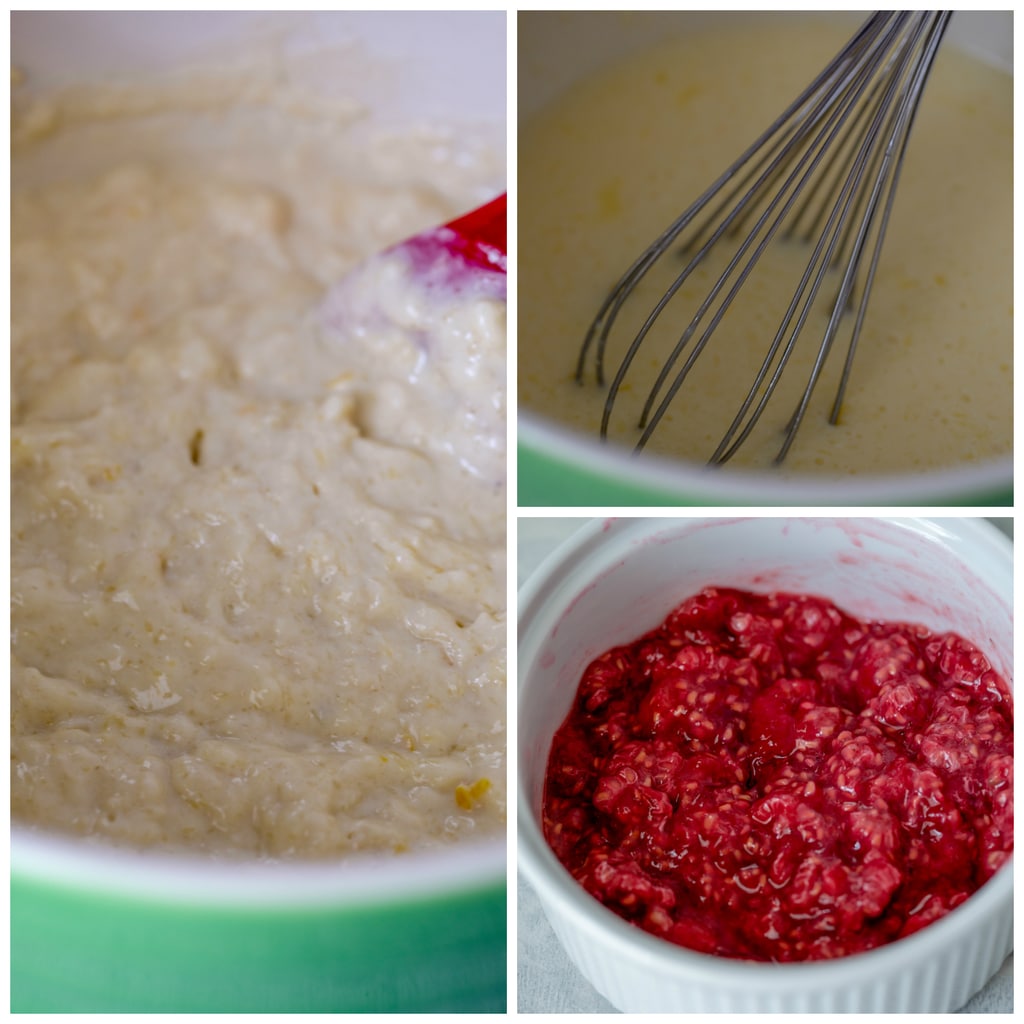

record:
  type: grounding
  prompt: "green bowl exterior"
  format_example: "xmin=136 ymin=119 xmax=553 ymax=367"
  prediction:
xmin=518 ymin=443 xmax=708 ymax=506
xmin=518 ymin=442 xmax=1014 ymax=507
xmin=11 ymin=872 xmax=506 ymax=1012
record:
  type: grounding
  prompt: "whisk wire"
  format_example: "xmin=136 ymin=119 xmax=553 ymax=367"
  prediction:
xmin=711 ymin=14 xmax=910 ymax=249
xmin=638 ymin=15 xmax=917 ymax=455
xmin=718 ymin=12 xmax=950 ymax=464
xmin=828 ymin=12 xmax=951 ymax=425
xmin=778 ymin=13 xmax=951 ymax=462
xmin=622 ymin=19 xmax=906 ymax=438
xmin=578 ymin=12 xmax=951 ymax=465
xmin=576 ymin=12 xmax=897 ymax=387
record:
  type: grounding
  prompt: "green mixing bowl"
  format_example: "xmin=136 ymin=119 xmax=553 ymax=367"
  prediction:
xmin=11 ymin=831 xmax=505 ymax=1012
xmin=518 ymin=11 xmax=1012 ymax=508
xmin=519 ymin=416 xmax=1013 ymax=507
xmin=11 ymin=10 xmax=506 ymax=1012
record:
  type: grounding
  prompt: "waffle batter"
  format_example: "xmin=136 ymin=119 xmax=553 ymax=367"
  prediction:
xmin=12 ymin=57 xmax=506 ymax=857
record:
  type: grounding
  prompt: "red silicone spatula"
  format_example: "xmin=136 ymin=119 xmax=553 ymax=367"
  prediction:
xmin=390 ymin=192 xmax=507 ymax=300
xmin=318 ymin=191 xmax=507 ymax=485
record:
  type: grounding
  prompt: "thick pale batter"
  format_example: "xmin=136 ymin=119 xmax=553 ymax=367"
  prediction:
xmin=519 ymin=15 xmax=1011 ymax=474
xmin=11 ymin=60 xmax=506 ymax=857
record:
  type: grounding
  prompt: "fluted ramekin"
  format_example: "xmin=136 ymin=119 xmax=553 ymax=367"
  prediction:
xmin=518 ymin=517 xmax=1012 ymax=1012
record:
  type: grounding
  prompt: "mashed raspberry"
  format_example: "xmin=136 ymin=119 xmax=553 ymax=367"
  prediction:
xmin=543 ymin=587 xmax=1013 ymax=961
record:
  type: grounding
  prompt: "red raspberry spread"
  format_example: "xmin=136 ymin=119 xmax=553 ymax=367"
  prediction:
xmin=543 ymin=587 xmax=1013 ymax=962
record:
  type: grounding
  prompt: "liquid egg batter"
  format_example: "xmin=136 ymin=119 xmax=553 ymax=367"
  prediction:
xmin=519 ymin=15 xmax=1011 ymax=475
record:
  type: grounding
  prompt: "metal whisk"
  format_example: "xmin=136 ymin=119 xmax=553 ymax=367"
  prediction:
xmin=576 ymin=12 xmax=952 ymax=465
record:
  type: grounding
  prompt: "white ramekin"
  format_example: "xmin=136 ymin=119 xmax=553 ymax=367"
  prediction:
xmin=518 ymin=517 xmax=1013 ymax=1012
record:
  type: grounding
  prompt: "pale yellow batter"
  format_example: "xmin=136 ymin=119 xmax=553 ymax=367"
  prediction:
xmin=12 ymin=61 xmax=506 ymax=857
xmin=519 ymin=15 xmax=1011 ymax=474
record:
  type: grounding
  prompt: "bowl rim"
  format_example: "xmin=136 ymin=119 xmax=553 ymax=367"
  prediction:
xmin=517 ymin=515 xmax=1013 ymax=982
xmin=519 ymin=412 xmax=1014 ymax=505
xmin=11 ymin=826 xmax=506 ymax=907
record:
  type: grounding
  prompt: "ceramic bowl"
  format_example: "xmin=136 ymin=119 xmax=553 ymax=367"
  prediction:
xmin=518 ymin=517 xmax=1012 ymax=1012
xmin=518 ymin=11 xmax=1012 ymax=506
xmin=10 ymin=11 xmax=506 ymax=1012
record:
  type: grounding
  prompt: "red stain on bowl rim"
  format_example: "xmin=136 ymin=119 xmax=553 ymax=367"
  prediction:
xmin=543 ymin=587 xmax=1013 ymax=962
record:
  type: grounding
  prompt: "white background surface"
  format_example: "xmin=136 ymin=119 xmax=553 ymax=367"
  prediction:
xmin=516 ymin=516 xmax=1013 ymax=1014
